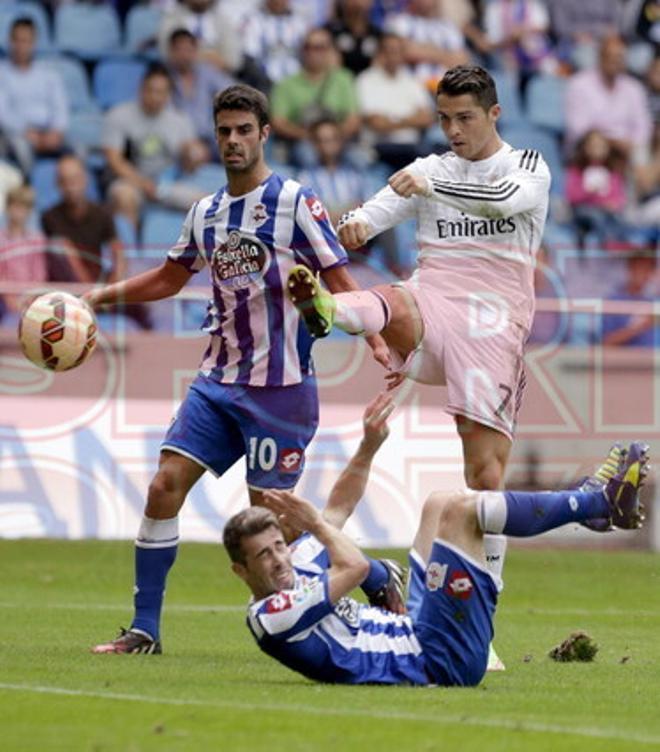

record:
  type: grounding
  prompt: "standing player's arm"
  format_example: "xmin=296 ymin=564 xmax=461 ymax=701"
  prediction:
xmin=323 ymin=393 xmax=394 ymax=530
xmin=83 ymin=259 xmax=193 ymax=309
xmin=107 ymin=238 xmax=127 ymax=284
xmin=388 ymin=162 xmax=550 ymax=219
xmin=264 ymin=491 xmax=370 ymax=604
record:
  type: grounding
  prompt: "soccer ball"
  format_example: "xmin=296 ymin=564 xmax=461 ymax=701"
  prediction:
xmin=19 ymin=291 xmax=98 ymax=371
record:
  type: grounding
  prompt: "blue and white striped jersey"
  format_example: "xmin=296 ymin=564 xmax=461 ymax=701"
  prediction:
xmin=169 ymin=172 xmax=347 ymax=387
xmin=246 ymin=534 xmax=429 ymax=685
xmin=242 ymin=10 xmax=310 ymax=83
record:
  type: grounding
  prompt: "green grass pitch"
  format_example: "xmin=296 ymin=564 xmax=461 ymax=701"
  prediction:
xmin=1 ymin=540 xmax=659 ymax=752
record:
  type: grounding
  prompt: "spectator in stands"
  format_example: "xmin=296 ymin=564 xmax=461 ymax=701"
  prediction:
xmin=356 ymin=32 xmax=434 ymax=171
xmin=0 ymin=185 xmax=47 ymax=324
xmin=601 ymin=253 xmax=658 ymax=346
xmin=243 ymin=0 xmax=311 ymax=86
xmin=621 ymin=0 xmax=660 ymax=49
xmin=566 ymin=129 xmax=629 ymax=251
xmin=271 ymin=28 xmax=361 ymax=167
xmin=646 ymin=55 xmax=660 ymax=122
xmin=101 ymin=64 xmax=207 ymax=231
xmin=547 ymin=0 xmax=623 ymax=69
xmin=326 ymin=0 xmax=382 ymax=76
xmin=166 ymin=28 xmax=235 ymax=157
xmin=630 ymin=122 xmax=660 ymax=245
xmin=0 ymin=17 xmax=69 ymax=175
xmin=565 ymin=35 xmax=653 ymax=166
xmin=297 ymin=117 xmax=368 ymax=227
xmin=42 ymin=155 xmax=152 ymax=329
xmin=0 ymin=160 xmax=24 ymax=216
xmin=158 ymin=0 xmax=243 ymax=74
xmin=483 ymin=0 xmax=558 ymax=95
xmin=384 ymin=0 xmax=470 ymax=93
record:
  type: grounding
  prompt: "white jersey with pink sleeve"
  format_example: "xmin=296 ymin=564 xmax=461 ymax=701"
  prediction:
xmin=348 ymin=143 xmax=550 ymax=330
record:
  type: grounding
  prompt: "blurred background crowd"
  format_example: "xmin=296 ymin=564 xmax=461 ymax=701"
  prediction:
xmin=0 ymin=0 xmax=658 ymax=346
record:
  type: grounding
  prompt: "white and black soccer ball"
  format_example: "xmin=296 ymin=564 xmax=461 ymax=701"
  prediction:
xmin=19 ymin=291 xmax=98 ymax=372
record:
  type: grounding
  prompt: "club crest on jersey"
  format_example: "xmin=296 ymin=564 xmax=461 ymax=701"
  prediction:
xmin=426 ymin=562 xmax=448 ymax=591
xmin=446 ymin=571 xmax=473 ymax=600
xmin=279 ymin=448 xmax=303 ymax=473
xmin=305 ymin=195 xmax=327 ymax=222
xmin=212 ymin=230 xmax=270 ymax=289
xmin=265 ymin=592 xmax=292 ymax=613
xmin=250 ymin=202 xmax=268 ymax=227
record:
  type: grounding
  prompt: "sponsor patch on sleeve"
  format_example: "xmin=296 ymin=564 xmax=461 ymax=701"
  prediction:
xmin=305 ymin=195 xmax=328 ymax=222
xmin=265 ymin=592 xmax=292 ymax=613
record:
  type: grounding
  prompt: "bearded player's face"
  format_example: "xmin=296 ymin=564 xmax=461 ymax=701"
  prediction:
xmin=437 ymin=93 xmax=500 ymax=161
xmin=215 ymin=109 xmax=269 ymax=174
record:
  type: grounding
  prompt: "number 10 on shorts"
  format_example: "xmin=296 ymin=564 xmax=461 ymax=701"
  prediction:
xmin=248 ymin=436 xmax=277 ymax=471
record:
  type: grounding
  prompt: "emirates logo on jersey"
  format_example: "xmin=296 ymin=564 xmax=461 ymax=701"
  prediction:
xmin=212 ymin=230 xmax=270 ymax=290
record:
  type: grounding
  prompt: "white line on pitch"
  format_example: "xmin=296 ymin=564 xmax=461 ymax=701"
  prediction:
xmin=1 ymin=602 xmax=659 ymax=618
xmin=0 ymin=602 xmax=243 ymax=613
xmin=0 ymin=682 xmax=658 ymax=746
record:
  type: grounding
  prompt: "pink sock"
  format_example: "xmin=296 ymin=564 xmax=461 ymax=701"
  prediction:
xmin=334 ymin=290 xmax=391 ymax=335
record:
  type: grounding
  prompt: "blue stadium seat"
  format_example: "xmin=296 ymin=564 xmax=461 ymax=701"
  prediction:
xmin=500 ymin=124 xmax=565 ymax=196
xmin=124 ymin=5 xmax=161 ymax=58
xmin=141 ymin=206 xmax=186 ymax=255
xmin=31 ymin=158 xmax=60 ymax=212
xmin=491 ymin=70 xmax=524 ymax=127
xmin=187 ymin=163 xmax=227 ymax=194
xmin=43 ymin=54 xmax=97 ymax=114
xmin=526 ymin=74 xmax=566 ymax=134
xmin=31 ymin=157 xmax=100 ymax=213
xmin=66 ymin=110 xmax=106 ymax=170
xmin=92 ymin=57 xmax=147 ymax=110
xmin=54 ymin=3 xmax=121 ymax=60
xmin=0 ymin=1 xmax=51 ymax=54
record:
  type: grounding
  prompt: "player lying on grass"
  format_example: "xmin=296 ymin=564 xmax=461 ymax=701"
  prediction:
xmin=224 ymin=430 xmax=649 ymax=686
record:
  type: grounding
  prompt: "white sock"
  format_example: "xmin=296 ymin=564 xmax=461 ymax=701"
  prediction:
xmin=136 ymin=515 xmax=180 ymax=549
xmin=476 ymin=491 xmax=508 ymax=534
xmin=334 ymin=290 xmax=391 ymax=335
xmin=483 ymin=534 xmax=507 ymax=579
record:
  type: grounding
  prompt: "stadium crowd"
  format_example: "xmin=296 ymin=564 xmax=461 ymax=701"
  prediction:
xmin=0 ymin=0 xmax=658 ymax=344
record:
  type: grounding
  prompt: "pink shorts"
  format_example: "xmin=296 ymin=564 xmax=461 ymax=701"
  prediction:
xmin=393 ymin=279 xmax=528 ymax=441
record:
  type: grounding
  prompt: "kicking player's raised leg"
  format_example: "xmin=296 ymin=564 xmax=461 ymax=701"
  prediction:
xmin=93 ymin=451 xmax=204 ymax=654
xmin=286 ymin=265 xmax=423 ymax=359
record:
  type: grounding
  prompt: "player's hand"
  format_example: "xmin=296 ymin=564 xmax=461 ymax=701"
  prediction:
xmin=366 ymin=334 xmax=390 ymax=369
xmin=81 ymin=290 xmax=99 ymax=310
xmin=388 ymin=169 xmax=431 ymax=199
xmin=337 ymin=218 xmax=370 ymax=250
xmin=263 ymin=490 xmax=324 ymax=535
xmin=385 ymin=371 xmax=406 ymax=391
xmin=362 ymin=392 xmax=395 ymax=451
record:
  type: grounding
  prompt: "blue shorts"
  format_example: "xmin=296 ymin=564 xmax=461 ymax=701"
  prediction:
xmin=407 ymin=540 xmax=500 ymax=687
xmin=162 ymin=374 xmax=319 ymax=489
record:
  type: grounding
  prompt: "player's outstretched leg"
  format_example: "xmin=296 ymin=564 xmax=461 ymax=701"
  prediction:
xmin=287 ymin=265 xmax=336 ymax=338
xmin=477 ymin=442 xmax=650 ymax=537
xmin=286 ymin=265 xmax=391 ymax=339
